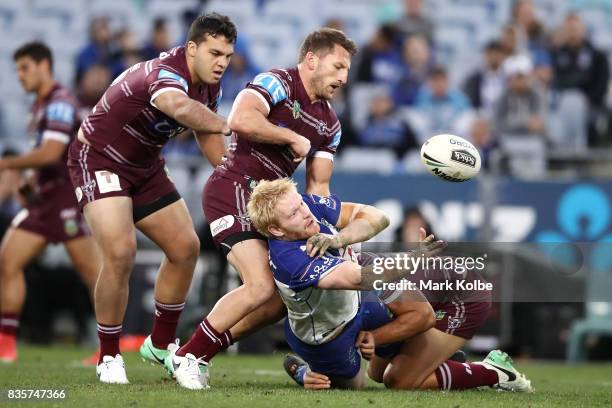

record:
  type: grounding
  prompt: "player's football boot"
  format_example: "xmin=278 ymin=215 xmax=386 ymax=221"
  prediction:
xmin=479 ymin=349 xmax=534 ymax=392
xmin=139 ymin=335 xmax=176 ymax=369
xmin=96 ymin=354 xmax=129 ymax=384
xmin=165 ymin=348 xmax=209 ymax=390
xmin=283 ymin=354 xmax=308 ymax=386
xmin=0 ymin=333 xmax=17 ymax=363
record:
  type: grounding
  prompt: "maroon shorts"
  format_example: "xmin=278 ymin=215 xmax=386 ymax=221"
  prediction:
xmin=202 ymin=173 xmax=264 ymax=254
xmin=12 ymin=183 xmax=89 ymax=243
xmin=433 ymin=295 xmax=492 ymax=339
xmin=67 ymin=140 xmax=180 ymax=222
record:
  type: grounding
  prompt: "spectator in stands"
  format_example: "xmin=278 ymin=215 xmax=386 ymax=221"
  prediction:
xmin=469 ymin=117 xmax=496 ymax=170
xmin=76 ymin=64 xmax=112 ymax=115
xmin=493 ymin=54 xmax=547 ymax=176
xmin=409 ymin=66 xmax=473 ymax=143
xmin=162 ymin=131 xmax=203 ymax=161
xmin=141 ymin=18 xmax=171 ymax=61
xmin=355 ymin=24 xmax=403 ymax=85
xmin=551 ymin=12 xmax=609 ymax=145
xmin=395 ymin=0 xmax=434 ymax=44
xmin=111 ymin=29 xmax=142 ymax=78
xmin=463 ymin=40 xmax=508 ymax=118
xmin=358 ymin=91 xmax=418 ymax=158
xmin=0 ymin=149 xmax=22 ymax=238
xmin=509 ymin=0 xmax=552 ymax=85
xmin=220 ymin=40 xmax=259 ymax=105
xmin=395 ymin=206 xmax=433 ymax=243
xmin=392 ymin=34 xmax=433 ymax=106
xmin=75 ymin=16 xmax=116 ymax=84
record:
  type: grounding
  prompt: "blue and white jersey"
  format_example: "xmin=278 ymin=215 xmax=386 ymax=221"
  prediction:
xmin=269 ymin=194 xmax=360 ymax=345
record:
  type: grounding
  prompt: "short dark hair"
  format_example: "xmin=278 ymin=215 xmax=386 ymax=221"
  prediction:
xmin=13 ymin=41 xmax=53 ymax=71
xmin=484 ymin=40 xmax=505 ymax=53
xmin=430 ymin=66 xmax=447 ymax=78
xmin=187 ymin=13 xmax=237 ymax=45
xmin=299 ymin=28 xmax=357 ymax=62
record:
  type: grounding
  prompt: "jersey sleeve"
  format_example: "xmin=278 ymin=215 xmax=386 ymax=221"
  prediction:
xmin=43 ymin=99 xmax=77 ymax=144
xmin=207 ymin=87 xmax=222 ymax=113
xmin=270 ymin=242 xmax=346 ymax=292
xmin=313 ymin=123 xmax=341 ymax=161
xmin=245 ymin=70 xmax=290 ymax=113
xmin=303 ymin=194 xmax=342 ymax=226
xmin=148 ymin=68 xmax=190 ymax=108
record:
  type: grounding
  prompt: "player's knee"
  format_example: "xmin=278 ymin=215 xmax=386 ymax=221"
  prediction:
xmin=367 ymin=365 xmax=384 ymax=383
xmin=244 ymin=279 xmax=276 ymax=304
xmin=383 ymin=369 xmax=420 ymax=390
xmin=104 ymin=237 xmax=137 ymax=271
xmin=165 ymin=231 xmax=200 ymax=265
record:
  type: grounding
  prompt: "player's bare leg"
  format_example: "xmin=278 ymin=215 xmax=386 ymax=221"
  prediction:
xmin=135 ymin=198 xmax=199 ymax=357
xmin=83 ymin=196 xmax=135 ymax=384
xmin=176 ymin=239 xmax=275 ymax=362
xmin=229 ymin=291 xmax=286 ymax=341
xmin=64 ymin=236 xmax=102 ymax=300
xmin=0 ymin=228 xmax=47 ymax=362
xmin=372 ymin=328 xmax=531 ymax=392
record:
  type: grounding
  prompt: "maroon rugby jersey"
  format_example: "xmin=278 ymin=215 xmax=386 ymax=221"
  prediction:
xmin=218 ymin=67 xmax=341 ymax=181
xmin=27 ymin=83 xmax=80 ymax=192
xmin=81 ymin=46 xmax=221 ymax=166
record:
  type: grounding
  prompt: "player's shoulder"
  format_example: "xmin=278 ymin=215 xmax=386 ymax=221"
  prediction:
xmin=49 ymin=84 xmax=78 ymax=106
xmin=303 ymin=193 xmax=340 ymax=210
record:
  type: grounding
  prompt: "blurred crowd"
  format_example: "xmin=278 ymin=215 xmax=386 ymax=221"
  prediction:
xmin=2 ymin=0 xmax=611 ymax=180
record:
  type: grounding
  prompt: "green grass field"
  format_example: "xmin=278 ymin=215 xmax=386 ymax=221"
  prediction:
xmin=1 ymin=345 xmax=612 ymax=407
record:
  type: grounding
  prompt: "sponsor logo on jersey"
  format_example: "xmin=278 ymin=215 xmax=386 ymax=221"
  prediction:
xmin=316 ymin=120 xmax=327 ymax=135
xmin=448 ymin=316 xmax=466 ymax=329
xmin=318 ymin=196 xmax=337 ymax=210
xmin=64 ymin=219 xmax=79 ymax=236
xmin=450 ymin=149 xmax=476 ymax=168
xmin=292 ymin=100 xmax=301 ymax=119
xmin=75 ymin=187 xmax=83 ymax=202
xmin=95 ymin=170 xmax=122 ymax=194
xmin=210 ymin=215 xmax=235 ymax=236
xmin=435 ymin=310 xmax=447 ymax=320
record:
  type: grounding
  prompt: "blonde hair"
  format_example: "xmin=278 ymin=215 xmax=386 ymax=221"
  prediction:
xmin=247 ymin=178 xmax=297 ymax=237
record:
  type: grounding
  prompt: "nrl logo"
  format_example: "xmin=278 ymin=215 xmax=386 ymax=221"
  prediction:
xmin=292 ymin=100 xmax=301 ymax=119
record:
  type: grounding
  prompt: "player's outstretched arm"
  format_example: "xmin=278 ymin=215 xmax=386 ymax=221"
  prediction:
xmin=369 ymin=291 xmax=435 ymax=346
xmin=0 ymin=139 xmax=66 ymax=171
xmin=306 ymin=202 xmax=389 ymax=257
xmin=228 ymin=90 xmax=310 ymax=160
xmin=194 ymin=131 xmax=225 ymax=167
xmin=153 ymin=90 xmax=230 ymax=135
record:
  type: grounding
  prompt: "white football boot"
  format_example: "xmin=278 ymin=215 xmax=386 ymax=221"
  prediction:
xmin=96 ymin=354 xmax=129 ymax=384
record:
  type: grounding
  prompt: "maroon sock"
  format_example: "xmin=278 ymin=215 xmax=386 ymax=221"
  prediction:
xmin=0 ymin=313 xmax=19 ymax=336
xmin=434 ymin=360 xmax=499 ymax=390
xmin=150 ymin=300 xmax=185 ymax=349
xmin=97 ymin=323 xmax=122 ymax=364
xmin=176 ymin=318 xmax=233 ymax=362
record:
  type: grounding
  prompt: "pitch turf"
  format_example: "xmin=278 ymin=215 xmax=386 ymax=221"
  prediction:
xmin=1 ymin=345 xmax=612 ymax=407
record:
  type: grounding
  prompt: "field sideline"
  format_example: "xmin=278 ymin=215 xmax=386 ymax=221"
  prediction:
xmin=1 ymin=345 xmax=612 ymax=407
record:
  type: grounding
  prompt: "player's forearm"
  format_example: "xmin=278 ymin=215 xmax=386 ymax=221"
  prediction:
xmin=358 ymin=263 xmax=414 ymax=291
xmin=195 ymin=132 xmax=226 ymax=167
xmin=336 ymin=207 xmax=389 ymax=247
xmin=173 ymin=99 xmax=228 ymax=134
xmin=0 ymin=149 xmax=58 ymax=170
xmin=371 ymin=310 xmax=435 ymax=346
xmin=229 ymin=108 xmax=296 ymax=145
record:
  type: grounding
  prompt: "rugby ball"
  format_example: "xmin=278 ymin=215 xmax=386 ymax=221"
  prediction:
xmin=420 ymin=134 xmax=481 ymax=182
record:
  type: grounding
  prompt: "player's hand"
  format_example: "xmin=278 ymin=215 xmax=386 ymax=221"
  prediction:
xmin=289 ymin=134 xmax=311 ymax=162
xmin=303 ymin=370 xmax=331 ymax=390
xmin=418 ymin=227 xmax=446 ymax=257
xmin=306 ymin=233 xmax=343 ymax=258
xmin=222 ymin=123 xmax=232 ymax=136
xmin=356 ymin=331 xmax=375 ymax=361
